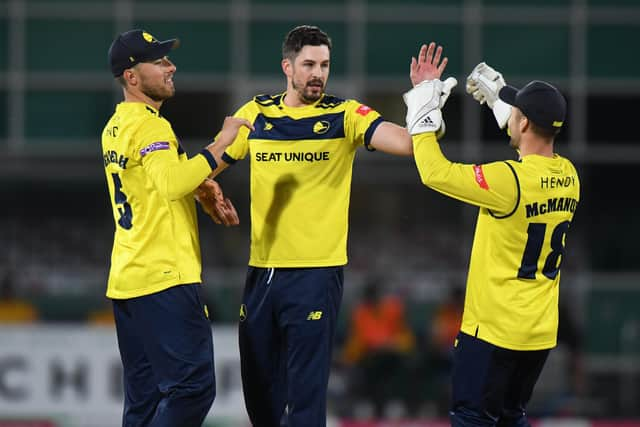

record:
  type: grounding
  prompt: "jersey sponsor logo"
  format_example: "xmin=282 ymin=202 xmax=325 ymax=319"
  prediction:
xmin=313 ymin=120 xmax=330 ymax=134
xmin=356 ymin=104 xmax=373 ymax=116
xmin=103 ymin=150 xmax=129 ymax=169
xmin=140 ymin=141 xmax=170 ymax=157
xmin=307 ymin=311 xmax=323 ymax=321
xmin=473 ymin=165 xmax=490 ymax=190
xmin=525 ymin=197 xmax=578 ymax=218
xmin=255 ymin=151 xmax=330 ymax=162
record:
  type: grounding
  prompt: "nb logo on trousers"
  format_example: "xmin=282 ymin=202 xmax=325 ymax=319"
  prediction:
xmin=307 ymin=311 xmax=323 ymax=320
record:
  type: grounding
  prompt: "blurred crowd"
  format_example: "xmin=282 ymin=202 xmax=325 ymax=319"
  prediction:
xmin=0 ymin=209 xmax=623 ymax=419
xmin=328 ymin=277 xmax=588 ymax=419
xmin=0 ymin=261 xmax=628 ymax=419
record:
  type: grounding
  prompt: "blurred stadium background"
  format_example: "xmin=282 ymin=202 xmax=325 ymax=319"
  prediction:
xmin=1 ymin=0 xmax=639 ymax=426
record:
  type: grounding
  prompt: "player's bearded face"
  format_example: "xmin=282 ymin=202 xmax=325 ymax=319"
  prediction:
xmin=291 ymin=72 xmax=326 ymax=103
xmin=289 ymin=45 xmax=330 ymax=104
xmin=137 ymin=58 xmax=176 ymax=102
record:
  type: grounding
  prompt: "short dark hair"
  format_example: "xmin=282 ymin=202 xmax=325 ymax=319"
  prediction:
xmin=282 ymin=25 xmax=332 ymax=61
xmin=514 ymin=108 xmax=561 ymax=140
xmin=528 ymin=118 xmax=562 ymax=139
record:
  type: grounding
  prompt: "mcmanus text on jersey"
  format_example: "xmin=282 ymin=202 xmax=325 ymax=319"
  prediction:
xmin=525 ymin=197 xmax=578 ymax=218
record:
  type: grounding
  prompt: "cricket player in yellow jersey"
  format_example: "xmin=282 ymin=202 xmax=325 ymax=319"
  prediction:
xmin=103 ymin=29 xmax=252 ymax=427
xmin=205 ymin=25 xmax=429 ymax=427
xmin=404 ymin=43 xmax=580 ymax=427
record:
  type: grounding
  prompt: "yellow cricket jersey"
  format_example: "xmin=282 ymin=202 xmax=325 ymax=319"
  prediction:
xmin=223 ymin=93 xmax=383 ymax=267
xmin=101 ymin=102 xmax=217 ymax=299
xmin=413 ymin=133 xmax=580 ymax=350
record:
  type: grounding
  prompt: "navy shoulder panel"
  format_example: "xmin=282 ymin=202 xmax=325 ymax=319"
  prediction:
xmin=254 ymin=94 xmax=283 ymax=107
xmin=250 ymin=112 xmax=345 ymax=141
xmin=316 ymin=94 xmax=346 ymax=109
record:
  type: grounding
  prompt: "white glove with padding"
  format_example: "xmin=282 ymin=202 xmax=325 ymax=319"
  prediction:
xmin=466 ymin=62 xmax=512 ymax=129
xmin=404 ymin=77 xmax=458 ymax=138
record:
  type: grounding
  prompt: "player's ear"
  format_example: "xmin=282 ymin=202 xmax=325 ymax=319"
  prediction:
xmin=281 ymin=58 xmax=292 ymax=78
xmin=520 ymin=115 xmax=529 ymax=134
xmin=123 ymin=69 xmax=137 ymax=86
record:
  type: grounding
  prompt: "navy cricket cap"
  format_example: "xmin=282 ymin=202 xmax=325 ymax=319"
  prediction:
xmin=499 ymin=80 xmax=566 ymax=131
xmin=108 ymin=29 xmax=179 ymax=77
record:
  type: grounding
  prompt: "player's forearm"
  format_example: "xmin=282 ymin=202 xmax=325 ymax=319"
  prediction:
xmin=204 ymin=142 xmax=230 ymax=178
xmin=413 ymin=133 xmax=517 ymax=212
xmin=151 ymin=154 xmax=214 ymax=200
xmin=203 ymin=120 xmax=247 ymax=178
xmin=412 ymin=132 xmax=451 ymax=186
xmin=370 ymin=122 xmax=414 ymax=156
xmin=413 ymin=133 xmax=481 ymax=203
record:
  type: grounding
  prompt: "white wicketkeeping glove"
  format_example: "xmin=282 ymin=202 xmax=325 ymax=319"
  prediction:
xmin=466 ymin=62 xmax=511 ymax=129
xmin=436 ymin=77 xmax=457 ymax=139
xmin=404 ymin=77 xmax=458 ymax=138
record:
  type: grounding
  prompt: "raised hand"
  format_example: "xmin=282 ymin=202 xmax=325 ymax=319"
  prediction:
xmin=466 ymin=62 xmax=506 ymax=108
xmin=204 ymin=116 xmax=255 ymax=177
xmin=466 ymin=62 xmax=511 ymax=129
xmin=410 ymin=42 xmax=448 ymax=87
xmin=215 ymin=116 xmax=255 ymax=148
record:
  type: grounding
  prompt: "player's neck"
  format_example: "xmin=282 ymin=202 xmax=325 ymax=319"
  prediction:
xmin=283 ymin=90 xmax=317 ymax=108
xmin=123 ymin=88 xmax=163 ymax=111
xmin=518 ymin=136 xmax=554 ymax=158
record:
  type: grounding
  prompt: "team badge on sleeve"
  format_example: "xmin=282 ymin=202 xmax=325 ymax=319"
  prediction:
xmin=473 ymin=165 xmax=490 ymax=190
xmin=140 ymin=141 xmax=170 ymax=157
xmin=356 ymin=104 xmax=373 ymax=116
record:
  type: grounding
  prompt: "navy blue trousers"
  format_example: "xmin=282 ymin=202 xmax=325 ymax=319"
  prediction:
xmin=238 ymin=266 xmax=344 ymax=427
xmin=450 ymin=332 xmax=550 ymax=427
xmin=113 ymin=284 xmax=215 ymax=427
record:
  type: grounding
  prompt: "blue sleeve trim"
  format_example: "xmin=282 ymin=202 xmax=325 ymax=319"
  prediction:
xmin=221 ymin=152 xmax=238 ymax=165
xmin=488 ymin=161 xmax=521 ymax=219
xmin=364 ymin=117 xmax=384 ymax=152
xmin=199 ymin=149 xmax=218 ymax=171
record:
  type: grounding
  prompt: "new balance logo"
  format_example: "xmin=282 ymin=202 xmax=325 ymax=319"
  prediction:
xmin=307 ymin=311 xmax=323 ymax=320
